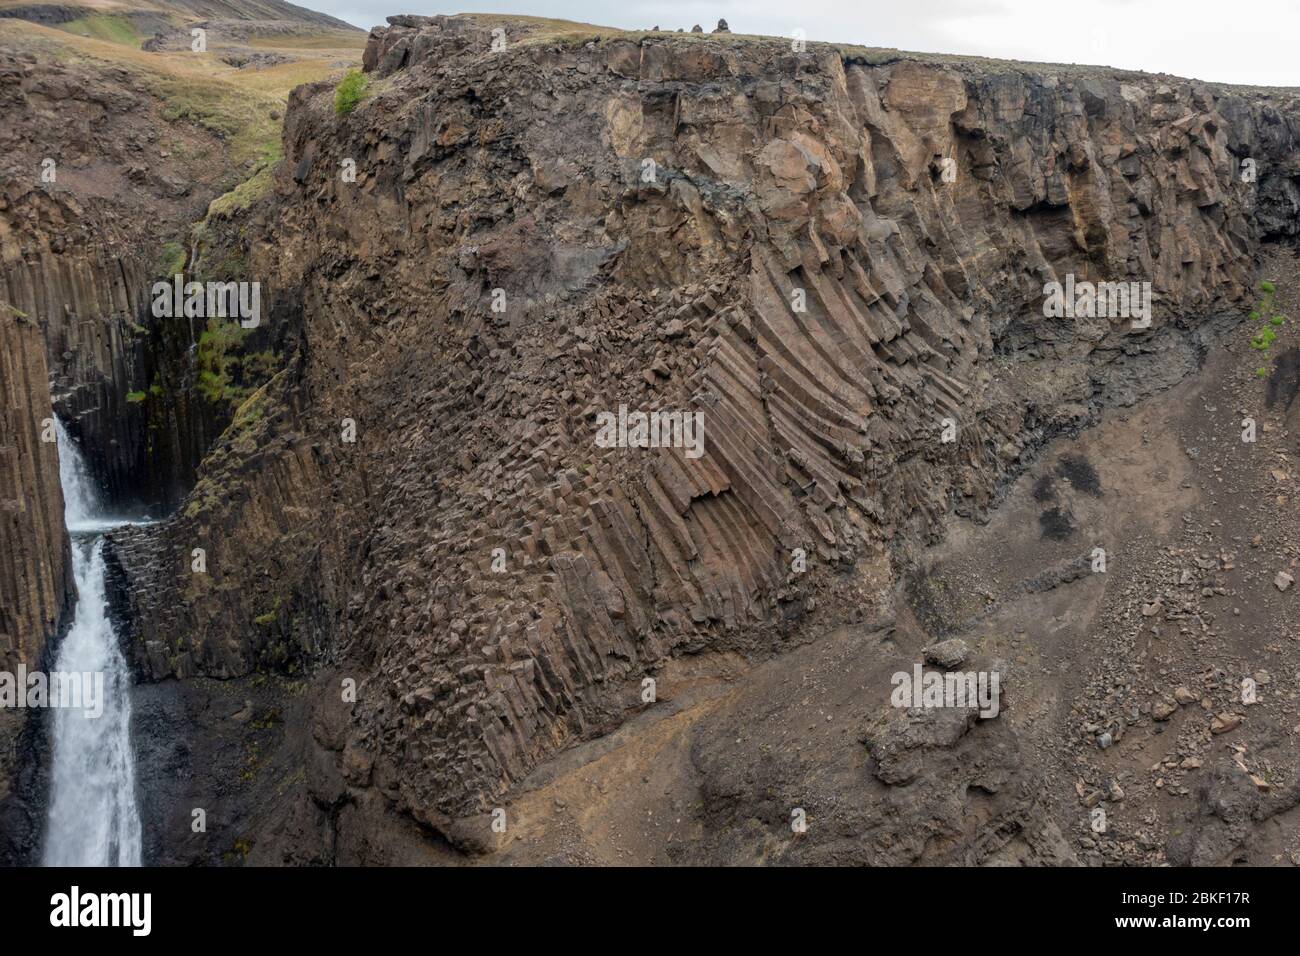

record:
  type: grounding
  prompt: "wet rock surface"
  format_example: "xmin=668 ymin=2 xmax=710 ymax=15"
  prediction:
xmin=0 ymin=292 xmax=69 ymax=864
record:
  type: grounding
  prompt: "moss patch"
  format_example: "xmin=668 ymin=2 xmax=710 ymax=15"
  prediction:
xmin=154 ymin=240 xmax=186 ymax=278
xmin=195 ymin=320 xmax=278 ymax=411
xmin=206 ymin=157 xmax=277 ymax=219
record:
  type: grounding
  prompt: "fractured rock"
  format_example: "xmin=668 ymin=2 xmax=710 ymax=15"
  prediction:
xmin=923 ymin=638 xmax=971 ymax=669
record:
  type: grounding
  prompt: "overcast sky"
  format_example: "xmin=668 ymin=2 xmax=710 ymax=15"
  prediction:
xmin=312 ymin=0 xmax=1300 ymax=87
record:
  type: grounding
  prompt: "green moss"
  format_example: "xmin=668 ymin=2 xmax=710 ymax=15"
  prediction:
xmin=183 ymin=476 xmax=222 ymax=519
xmin=196 ymin=319 xmax=252 ymax=405
xmin=206 ymin=156 xmax=278 ymax=219
xmin=232 ymin=392 xmax=264 ymax=428
xmin=245 ymin=350 xmax=280 ymax=380
xmin=334 ymin=69 xmax=366 ymax=115
xmin=154 ymin=240 xmax=186 ymax=278
xmin=253 ymin=595 xmax=282 ymax=627
xmin=194 ymin=312 xmax=282 ymax=418
xmin=125 ymin=390 xmax=147 ymax=403
xmin=230 ymin=380 xmax=272 ymax=434
xmin=1247 ymin=282 xmax=1283 ymax=357
xmin=250 ymin=707 xmax=281 ymax=730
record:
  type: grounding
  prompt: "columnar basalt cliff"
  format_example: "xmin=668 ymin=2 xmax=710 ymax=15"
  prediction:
xmin=0 ymin=302 xmax=68 ymax=865
xmin=105 ymin=16 xmax=1300 ymax=861
xmin=0 ymin=44 xmax=244 ymax=511
xmin=0 ymin=8 xmax=364 ymax=863
xmin=0 ymin=12 xmax=362 ymax=516
xmin=0 ymin=308 xmax=69 ymax=672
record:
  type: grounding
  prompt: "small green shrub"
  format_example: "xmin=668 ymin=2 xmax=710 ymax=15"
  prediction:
xmin=334 ymin=71 xmax=366 ymax=116
xmin=253 ymin=595 xmax=282 ymax=627
xmin=1247 ymin=281 xmax=1283 ymax=360
xmin=1250 ymin=328 xmax=1277 ymax=351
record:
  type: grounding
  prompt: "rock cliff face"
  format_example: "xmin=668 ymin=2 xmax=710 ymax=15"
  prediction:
xmin=0 ymin=307 xmax=68 ymax=672
xmin=0 ymin=41 xmax=245 ymax=511
xmin=0 ymin=9 xmax=361 ymax=861
xmin=0 ymin=303 xmax=68 ymax=865
xmin=108 ymin=14 xmax=1300 ymax=860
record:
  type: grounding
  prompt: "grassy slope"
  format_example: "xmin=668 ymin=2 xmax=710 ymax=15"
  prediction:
xmin=55 ymin=14 xmax=142 ymax=46
xmin=0 ymin=14 xmax=359 ymax=218
xmin=247 ymin=32 xmax=366 ymax=51
xmin=0 ymin=0 xmax=357 ymax=29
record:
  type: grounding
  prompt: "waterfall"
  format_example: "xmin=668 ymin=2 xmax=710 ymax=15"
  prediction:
xmin=43 ymin=418 xmax=142 ymax=867
xmin=54 ymin=417 xmax=98 ymax=531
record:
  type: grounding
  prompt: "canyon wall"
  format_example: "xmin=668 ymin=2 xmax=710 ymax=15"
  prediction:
xmin=0 ymin=300 xmax=67 ymax=864
xmin=0 ymin=41 xmax=264 ymax=514
xmin=0 ymin=307 xmax=68 ymax=674
xmin=0 ymin=22 xmax=305 ymax=859
xmin=106 ymin=14 xmax=1300 ymax=858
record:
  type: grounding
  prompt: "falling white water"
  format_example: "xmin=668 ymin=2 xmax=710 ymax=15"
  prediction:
xmin=54 ymin=417 xmax=96 ymax=526
xmin=43 ymin=418 xmax=142 ymax=867
xmin=55 ymin=417 xmax=126 ymax=535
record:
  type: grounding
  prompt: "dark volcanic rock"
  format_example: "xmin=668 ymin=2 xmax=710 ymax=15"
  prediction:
xmin=96 ymin=15 xmax=1300 ymax=860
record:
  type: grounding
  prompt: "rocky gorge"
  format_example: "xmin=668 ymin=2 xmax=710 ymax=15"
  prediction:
xmin=3 ymin=10 xmax=1300 ymax=866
